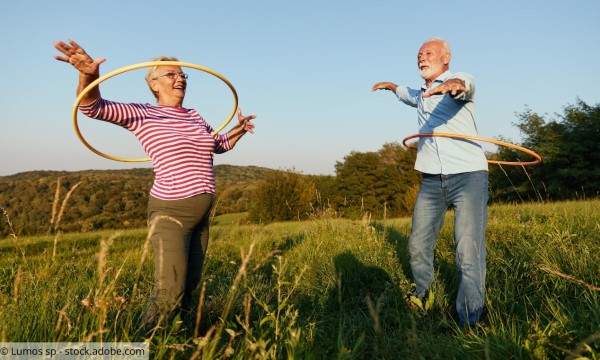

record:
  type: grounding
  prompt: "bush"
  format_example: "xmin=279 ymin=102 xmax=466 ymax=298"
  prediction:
xmin=248 ymin=169 xmax=316 ymax=223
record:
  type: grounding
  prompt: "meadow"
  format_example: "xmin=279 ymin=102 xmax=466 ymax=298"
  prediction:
xmin=0 ymin=200 xmax=599 ymax=359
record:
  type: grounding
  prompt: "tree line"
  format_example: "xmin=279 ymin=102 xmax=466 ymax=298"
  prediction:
xmin=1 ymin=99 xmax=598 ymax=236
xmin=247 ymin=99 xmax=600 ymax=222
xmin=0 ymin=166 xmax=273 ymax=237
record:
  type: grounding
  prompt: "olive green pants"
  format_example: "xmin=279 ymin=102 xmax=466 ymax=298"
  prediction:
xmin=142 ymin=193 xmax=214 ymax=330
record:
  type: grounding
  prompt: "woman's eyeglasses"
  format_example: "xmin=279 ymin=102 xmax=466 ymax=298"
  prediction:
xmin=153 ymin=72 xmax=188 ymax=80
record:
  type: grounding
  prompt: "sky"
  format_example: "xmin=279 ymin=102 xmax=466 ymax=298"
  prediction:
xmin=1 ymin=0 xmax=599 ymax=177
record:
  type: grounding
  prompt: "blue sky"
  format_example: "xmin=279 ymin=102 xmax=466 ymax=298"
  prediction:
xmin=1 ymin=0 xmax=598 ymax=176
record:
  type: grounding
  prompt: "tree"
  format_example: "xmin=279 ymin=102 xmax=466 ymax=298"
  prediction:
xmin=489 ymin=99 xmax=600 ymax=201
xmin=333 ymin=142 xmax=419 ymax=219
xmin=247 ymin=169 xmax=316 ymax=223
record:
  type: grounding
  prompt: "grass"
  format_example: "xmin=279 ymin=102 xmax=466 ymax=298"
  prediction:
xmin=0 ymin=200 xmax=599 ymax=359
xmin=211 ymin=212 xmax=247 ymax=226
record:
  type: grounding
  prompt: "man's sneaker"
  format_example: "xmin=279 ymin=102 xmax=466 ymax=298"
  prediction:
xmin=407 ymin=289 xmax=434 ymax=312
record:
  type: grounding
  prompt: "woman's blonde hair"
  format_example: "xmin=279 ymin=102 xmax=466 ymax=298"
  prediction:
xmin=145 ymin=56 xmax=179 ymax=100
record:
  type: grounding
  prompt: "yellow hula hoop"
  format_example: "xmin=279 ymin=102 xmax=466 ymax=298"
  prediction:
xmin=72 ymin=61 xmax=238 ymax=162
xmin=402 ymin=133 xmax=542 ymax=166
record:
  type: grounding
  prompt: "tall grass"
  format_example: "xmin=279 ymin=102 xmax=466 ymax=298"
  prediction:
xmin=0 ymin=200 xmax=599 ymax=359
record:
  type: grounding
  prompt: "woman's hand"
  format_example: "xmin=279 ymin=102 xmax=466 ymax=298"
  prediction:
xmin=237 ymin=108 xmax=256 ymax=134
xmin=53 ymin=39 xmax=106 ymax=76
xmin=226 ymin=108 xmax=257 ymax=147
xmin=54 ymin=39 xmax=105 ymax=103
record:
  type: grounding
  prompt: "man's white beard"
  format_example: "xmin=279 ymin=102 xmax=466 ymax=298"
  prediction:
xmin=419 ymin=63 xmax=443 ymax=81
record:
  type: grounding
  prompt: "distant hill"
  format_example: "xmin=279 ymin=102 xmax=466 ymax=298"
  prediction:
xmin=0 ymin=165 xmax=277 ymax=237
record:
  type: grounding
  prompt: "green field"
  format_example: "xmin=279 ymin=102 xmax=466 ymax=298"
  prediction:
xmin=1 ymin=200 xmax=599 ymax=359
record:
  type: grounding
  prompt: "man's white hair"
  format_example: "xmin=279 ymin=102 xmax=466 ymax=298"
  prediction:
xmin=424 ymin=37 xmax=451 ymax=56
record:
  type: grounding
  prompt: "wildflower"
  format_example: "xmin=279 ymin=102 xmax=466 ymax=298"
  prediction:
xmin=80 ymin=298 xmax=91 ymax=308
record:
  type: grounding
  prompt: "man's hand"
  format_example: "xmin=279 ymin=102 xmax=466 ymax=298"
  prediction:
xmin=422 ymin=78 xmax=466 ymax=98
xmin=372 ymin=82 xmax=398 ymax=93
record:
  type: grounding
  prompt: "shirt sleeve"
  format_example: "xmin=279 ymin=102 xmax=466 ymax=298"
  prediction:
xmin=203 ymin=121 xmax=232 ymax=153
xmin=213 ymin=133 xmax=232 ymax=154
xmin=78 ymin=97 xmax=148 ymax=130
xmin=395 ymin=86 xmax=420 ymax=108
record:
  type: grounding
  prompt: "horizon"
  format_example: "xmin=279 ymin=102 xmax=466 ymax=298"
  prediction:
xmin=0 ymin=163 xmax=306 ymax=178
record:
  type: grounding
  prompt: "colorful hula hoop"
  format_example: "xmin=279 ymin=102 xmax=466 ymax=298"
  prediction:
xmin=72 ymin=61 xmax=238 ymax=162
xmin=402 ymin=133 xmax=542 ymax=166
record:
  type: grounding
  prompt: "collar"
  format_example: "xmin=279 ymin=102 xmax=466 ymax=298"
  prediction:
xmin=421 ymin=70 xmax=452 ymax=91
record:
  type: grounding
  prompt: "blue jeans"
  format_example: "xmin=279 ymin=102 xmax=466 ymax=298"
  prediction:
xmin=408 ymin=171 xmax=488 ymax=327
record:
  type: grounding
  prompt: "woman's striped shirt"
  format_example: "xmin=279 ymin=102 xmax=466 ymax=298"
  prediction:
xmin=79 ymin=98 xmax=232 ymax=200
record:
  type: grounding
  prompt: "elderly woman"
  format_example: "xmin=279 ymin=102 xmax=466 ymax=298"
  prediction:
xmin=54 ymin=39 xmax=256 ymax=333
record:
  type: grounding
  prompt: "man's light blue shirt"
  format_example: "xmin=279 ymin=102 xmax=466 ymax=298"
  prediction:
xmin=395 ymin=70 xmax=488 ymax=175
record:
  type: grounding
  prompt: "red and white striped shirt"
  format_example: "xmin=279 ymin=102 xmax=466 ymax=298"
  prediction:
xmin=79 ymin=98 xmax=232 ymax=200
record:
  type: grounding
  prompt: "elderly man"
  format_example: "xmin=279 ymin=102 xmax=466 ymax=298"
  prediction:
xmin=372 ymin=37 xmax=488 ymax=328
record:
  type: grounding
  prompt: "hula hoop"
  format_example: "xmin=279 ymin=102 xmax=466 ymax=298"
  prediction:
xmin=402 ymin=133 xmax=542 ymax=166
xmin=72 ymin=61 xmax=238 ymax=162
